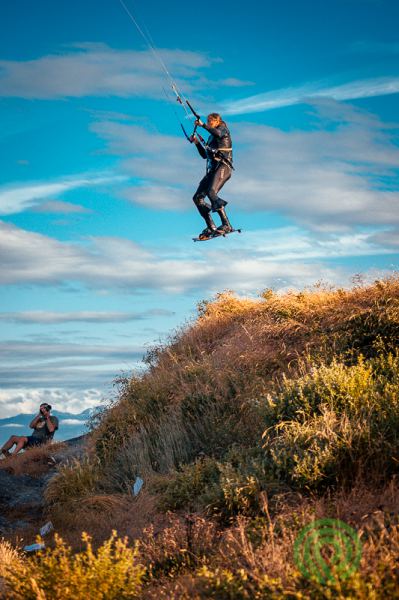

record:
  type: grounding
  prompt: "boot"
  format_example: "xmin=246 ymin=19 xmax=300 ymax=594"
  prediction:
xmin=198 ymin=212 xmax=217 ymax=238
xmin=216 ymin=207 xmax=233 ymax=233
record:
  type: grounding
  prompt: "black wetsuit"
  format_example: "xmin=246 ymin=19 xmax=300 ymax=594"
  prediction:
xmin=193 ymin=122 xmax=233 ymax=217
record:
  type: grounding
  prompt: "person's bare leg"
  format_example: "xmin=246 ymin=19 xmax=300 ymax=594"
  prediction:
xmin=1 ymin=435 xmax=19 ymax=456
xmin=11 ymin=436 xmax=28 ymax=455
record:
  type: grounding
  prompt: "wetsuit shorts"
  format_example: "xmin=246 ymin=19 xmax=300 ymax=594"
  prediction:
xmin=25 ymin=436 xmax=47 ymax=448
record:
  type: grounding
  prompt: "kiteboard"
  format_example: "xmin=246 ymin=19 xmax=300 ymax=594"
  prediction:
xmin=192 ymin=228 xmax=242 ymax=242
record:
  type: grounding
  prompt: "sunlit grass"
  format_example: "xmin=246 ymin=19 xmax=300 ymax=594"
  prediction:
xmin=3 ymin=275 xmax=399 ymax=598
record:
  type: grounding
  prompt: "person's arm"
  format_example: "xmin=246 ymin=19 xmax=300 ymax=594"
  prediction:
xmin=201 ymin=124 xmax=225 ymax=138
xmin=190 ymin=135 xmax=207 ymax=159
xmin=44 ymin=413 xmax=56 ymax=433
xmin=195 ymin=119 xmax=226 ymax=139
xmin=29 ymin=414 xmax=42 ymax=429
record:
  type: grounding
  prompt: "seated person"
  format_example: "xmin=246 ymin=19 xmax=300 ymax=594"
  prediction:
xmin=1 ymin=403 xmax=59 ymax=457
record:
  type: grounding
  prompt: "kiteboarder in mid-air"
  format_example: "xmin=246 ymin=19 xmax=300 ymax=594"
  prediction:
xmin=117 ymin=1 xmax=240 ymax=242
xmin=190 ymin=113 xmax=235 ymax=241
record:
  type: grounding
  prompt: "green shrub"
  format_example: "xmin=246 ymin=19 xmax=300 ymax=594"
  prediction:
xmin=152 ymin=447 xmax=282 ymax=523
xmin=262 ymin=352 xmax=399 ymax=490
xmin=151 ymin=457 xmax=221 ymax=512
xmin=209 ymin=447 xmax=282 ymax=522
xmin=339 ymin=299 xmax=399 ymax=357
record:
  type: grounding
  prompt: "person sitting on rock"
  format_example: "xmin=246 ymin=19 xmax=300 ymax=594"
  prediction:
xmin=1 ymin=403 xmax=59 ymax=457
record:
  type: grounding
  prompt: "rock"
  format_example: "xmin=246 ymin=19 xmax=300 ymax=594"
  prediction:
xmin=49 ymin=434 xmax=87 ymax=464
xmin=0 ymin=434 xmax=88 ymax=535
xmin=0 ymin=515 xmax=9 ymax=532
xmin=0 ymin=469 xmax=44 ymax=508
xmin=0 ymin=515 xmax=30 ymax=534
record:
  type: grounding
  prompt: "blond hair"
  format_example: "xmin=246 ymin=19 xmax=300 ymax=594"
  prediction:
xmin=207 ymin=113 xmax=225 ymax=126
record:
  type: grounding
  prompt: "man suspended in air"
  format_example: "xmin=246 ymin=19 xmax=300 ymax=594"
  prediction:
xmin=191 ymin=113 xmax=235 ymax=241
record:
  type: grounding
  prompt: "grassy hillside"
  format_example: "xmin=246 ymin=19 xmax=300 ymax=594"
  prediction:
xmin=2 ymin=276 xmax=399 ymax=599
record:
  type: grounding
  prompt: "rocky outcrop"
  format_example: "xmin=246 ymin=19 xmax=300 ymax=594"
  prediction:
xmin=0 ymin=470 xmax=45 ymax=508
xmin=0 ymin=435 xmax=87 ymax=535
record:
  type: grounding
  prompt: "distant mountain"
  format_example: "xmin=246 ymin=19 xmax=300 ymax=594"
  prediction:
xmin=0 ymin=408 xmax=97 ymax=447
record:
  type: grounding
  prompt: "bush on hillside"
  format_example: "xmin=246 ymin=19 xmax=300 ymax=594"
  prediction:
xmin=44 ymin=277 xmax=399 ymax=517
xmin=45 ymin=457 xmax=103 ymax=506
xmin=262 ymin=351 xmax=399 ymax=490
xmin=1 ymin=532 xmax=144 ymax=600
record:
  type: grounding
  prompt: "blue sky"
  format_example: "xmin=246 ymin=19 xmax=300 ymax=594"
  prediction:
xmin=0 ymin=0 xmax=398 ymax=418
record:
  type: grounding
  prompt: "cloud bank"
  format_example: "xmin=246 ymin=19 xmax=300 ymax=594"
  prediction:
xmin=0 ymin=219 xmax=391 ymax=294
xmin=0 ymin=388 xmax=105 ymax=418
xmin=0 ymin=43 xmax=248 ymax=99
xmin=0 ymin=338 xmax=145 ymax=392
xmin=0 ymin=44 xmax=206 ymax=98
xmin=0 ymin=309 xmax=174 ymax=324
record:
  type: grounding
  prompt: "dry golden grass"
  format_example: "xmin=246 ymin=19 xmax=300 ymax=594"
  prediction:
xmin=86 ymin=275 xmax=399 ymax=492
xmin=0 ymin=442 xmax=67 ymax=477
xmin=140 ymin=513 xmax=220 ymax=572
xmin=4 ymin=276 xmax=399 ymax=597
xmin=0 ymin=538 xmax=24 ymax=598
xmin=140 ymin=480 xmax=399 ymax=599
xmin=44 ymin=490 xmax=164 ymax=551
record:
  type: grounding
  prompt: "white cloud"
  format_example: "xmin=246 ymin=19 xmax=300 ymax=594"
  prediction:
xmin=60 ymin=418 xmax=86 ymax=425
xmin=0 ymin=220 xmax=392 ymax=294
xmin=32 ymin=200 xmax=92 ymax=214
xmin=229 ymin=228 xmax=390 ymax=260
xmin=121 ymin=185 xmax=190 ymax=211
xmin=222 ymin=76 xmax=399 ymax=115
xmin=0 ymin=388 xmax=105 ymax=418
xmin=0 ymin=43 xmax=213 ymax=99
xmin=0 ymin=340 xmax=144 ymax=363
xmin=219 ymin=78 xmax=255 ymax=87
xmin=0 ymin=309 xmax=174 ymax=324
xmin=0 ymin=174 xmax=126 ymax=216
xmin=91 ymin=120 xmax=203 ymax=211
xmin=370 ymin=229 xmax=399 ymax=249
xmin=92 ymin=121 xmax=183 ymax=156
xmin=226 ymin=104 xmax=399 ymax=228
xmin=0 ymin=338 xmax=144 ymax=393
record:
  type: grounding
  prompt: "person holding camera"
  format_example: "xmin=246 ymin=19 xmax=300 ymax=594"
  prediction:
xmin=1 ymin=403 xmax=59 ymax=457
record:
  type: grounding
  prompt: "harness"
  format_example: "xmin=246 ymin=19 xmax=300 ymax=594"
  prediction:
xmin=207 ymin=148 xmax=234 ymax=171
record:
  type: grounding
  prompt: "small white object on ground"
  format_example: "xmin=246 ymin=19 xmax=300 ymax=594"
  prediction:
xmin=133 ymin=476 xmax=144 ymax=496
xmin=24 ymin=543 xmax=45 ymax=552
xmin=40 ymin=521 xmax=54 ymax=536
